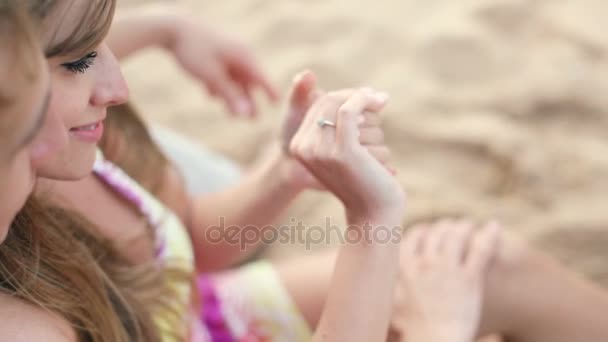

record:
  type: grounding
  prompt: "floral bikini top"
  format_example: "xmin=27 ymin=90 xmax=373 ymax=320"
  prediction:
xmin=93 ymin=150 xmax=195 ymax=341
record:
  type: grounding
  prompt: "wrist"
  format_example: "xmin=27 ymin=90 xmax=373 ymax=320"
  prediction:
xmin=265 ymin=142 xmax=307 ymax=193
xmin=342 ymin=183 xmax=406 ymax=224
xmin=344 ymin=210 xmax=404 ymax=248
xmin=259 ymin=143 xmax=305 ymax=195
xmin=345 ymin=199 xmax=406 ymax=229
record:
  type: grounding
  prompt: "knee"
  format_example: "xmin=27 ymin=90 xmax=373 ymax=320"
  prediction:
xmin=487 ymin=231 xmax=546 ymax=283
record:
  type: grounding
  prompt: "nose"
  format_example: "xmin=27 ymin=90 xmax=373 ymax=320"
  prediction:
xmin=29 ymin=107 xmax=68 ymax=170
xmin=90 ymin=45 xmax=129 ymax=107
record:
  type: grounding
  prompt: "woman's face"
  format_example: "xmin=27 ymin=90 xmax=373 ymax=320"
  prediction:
xmin=36 ymin=1 xmax=128 ymax=181
xmin=0 ymin=38 xmax=66 ymax=238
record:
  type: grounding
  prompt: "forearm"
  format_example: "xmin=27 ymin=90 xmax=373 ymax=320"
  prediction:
xmin=108 ymin=5 xmax=180 ymax=60
xmin=190 ymin=145 xmax=303 ymax=271
xmin=313 ymin=215 xmax=402 ymax=342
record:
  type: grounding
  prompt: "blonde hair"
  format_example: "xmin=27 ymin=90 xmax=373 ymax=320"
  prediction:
xmin=0 ymin=0 xmax=41 ymax=135
xmin=0 ymin=1 xmax=188 ymax=341
xmin=26 ymin=0 xmax=115 ymax=58
xmin=4 ymin=201 xmax=151 ymax=341
xmin=0 ymin=1 xmax=39 ymax=76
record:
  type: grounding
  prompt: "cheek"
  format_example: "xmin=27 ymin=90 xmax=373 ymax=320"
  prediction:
xmin=49 ymin=71 xmax=93 ymax=128
xmin=35 ymin=135 xmax=98 ymax=181
xmin=29 ymin=110 xmax=69 ymax=171
xmin=29 ymin=142 xmax=52 ymax=171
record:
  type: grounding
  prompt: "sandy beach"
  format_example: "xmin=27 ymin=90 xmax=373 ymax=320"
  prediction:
xmin=119 ymin=0 xmax=608 ymax=284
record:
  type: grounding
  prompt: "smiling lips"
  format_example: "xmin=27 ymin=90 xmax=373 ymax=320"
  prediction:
xmin=70 ymin=120 xmax=104 ymax=143
xmin=75 ymin=123 xmax=99 ymax=131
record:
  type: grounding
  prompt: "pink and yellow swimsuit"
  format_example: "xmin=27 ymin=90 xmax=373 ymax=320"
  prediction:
xmin=93 ymin=151 xmax=311 ymax=341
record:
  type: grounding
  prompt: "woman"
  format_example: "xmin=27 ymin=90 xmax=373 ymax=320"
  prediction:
xmin=17 ymin=1 xmax=608 ymax=342
xmin=0 ymin=2 xmax=482 ymax=342
xmin=0 ymin=2 xmax=151 ymax=341
xmin=0 ymin=0 xmax=62 ymax=235
xmin=24 ymin=0 xmax=410 ymax=341
xmin=100 ymin=7 xmax=608 ymax=342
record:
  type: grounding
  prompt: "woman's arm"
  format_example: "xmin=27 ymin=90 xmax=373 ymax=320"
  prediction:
xmin=106 ymin=6 xmax=176 ymax=60
xmin=289 ymin=87 xmax=405 ymax=341
xmin=188 ymin=143 xmax=304 ymax=271
xmin=185 ymin=72 xmax=393 ymax=271
xmin=108 ymin=4 xmax=277 ymax=117
xmin=314 ymin=216 xmax=402 ymax=341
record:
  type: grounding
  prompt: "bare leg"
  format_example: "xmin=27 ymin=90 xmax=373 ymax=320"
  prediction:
xmin=272 ymin=249 xmax=336 ymax=328
xmin=136 ymin=128 xmax=608 ymax=341
xmin=480 ymin=235 xmax=608 ymax=342
xmin=274 ymin=227 xmax=608 ymax=342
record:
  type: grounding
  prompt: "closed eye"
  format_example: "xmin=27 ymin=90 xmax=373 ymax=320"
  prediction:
xmin=61 ymin=51 xmax=98 ymax=74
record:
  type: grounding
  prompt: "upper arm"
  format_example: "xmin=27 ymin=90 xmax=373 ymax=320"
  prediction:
xmin=0 ymin=294 xmax=77 ymax=342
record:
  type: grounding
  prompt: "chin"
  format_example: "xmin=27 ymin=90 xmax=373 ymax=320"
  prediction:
xmin=63 ymin=163 xmax=96 ymax=180
xmin=63 ymin=152 xmax=97 ymax=180
xmin=37 ymin=144 xmax=98 ymax=181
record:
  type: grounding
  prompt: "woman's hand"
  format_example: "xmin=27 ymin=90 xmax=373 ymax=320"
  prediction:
xmin=296 ymin=88 xmax=405 ymax=341
xmin=394 ymin=221 xmax=501 ymax=342
xmin=109 ymin=6 xmax=277 ymax=117
xmin=278 ymin=71 xmax=395 ymax=194
xmin=289 ymin=86 xmax=405 ymax=224
xmin=169 ymin=16 xmax=278 ymax=117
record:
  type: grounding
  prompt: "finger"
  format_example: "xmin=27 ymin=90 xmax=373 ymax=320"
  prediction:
xmin=359 ymin=127 xmax=385 ymax=145
xmin=342 ymin=89 xmax=389 ymax=115
xmin=299 ymin=89 xmax=352 ymax=136
xmin=292 ymin=91 xmax=345 ymax=161
xmin=240 ymin=81 xmax=257 ymax=118
xmin=316 ymin=98 xmax=341 ymax=147
xmin=443 ymin=221 xmax=474 ymax=266
xmin=401 ymin=226 xmax=427 ymax=260
xmin=299 ymin=88 xmax=369 ymax=140
xmin=365 ymin=145 xmax=391 ymax=164
xmin=336 ymin=90 xmax=389 ymax=148
xmin=298 ymin=87 xmax=324 ymax=133
xmin=465 ymin=221 xmax=502 ymax=274
xmin=204 ymin=84 xmax=218 ymax=97
xmin=386 ymin=165 xmax=398 ymax=175
xmin=308 ymin=88 xmax=324 ymax=108
xmin=289 ymin=71 xmax=317 ymax=114
xmin=282 ymin=73 xmax=319 ymax=152
xmin=206 ymin=65 xmax=251 ymax=117
xmin=423 ymin=220 xmax=451 ymax=260
xmin=239 ymin=56 xmax=280 ymax=102
xmin=253 ymin=70 xmax=280 ymax=103
xmin=360 ymin=112 xmax=381 ymax=128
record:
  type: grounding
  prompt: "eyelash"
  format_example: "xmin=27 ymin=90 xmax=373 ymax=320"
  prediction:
xmin=62 ymin=51 xmax=98 ymax=74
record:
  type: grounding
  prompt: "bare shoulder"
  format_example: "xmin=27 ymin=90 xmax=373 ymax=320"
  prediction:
xmin=0 ymin=292 xmax=77 ymax=342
